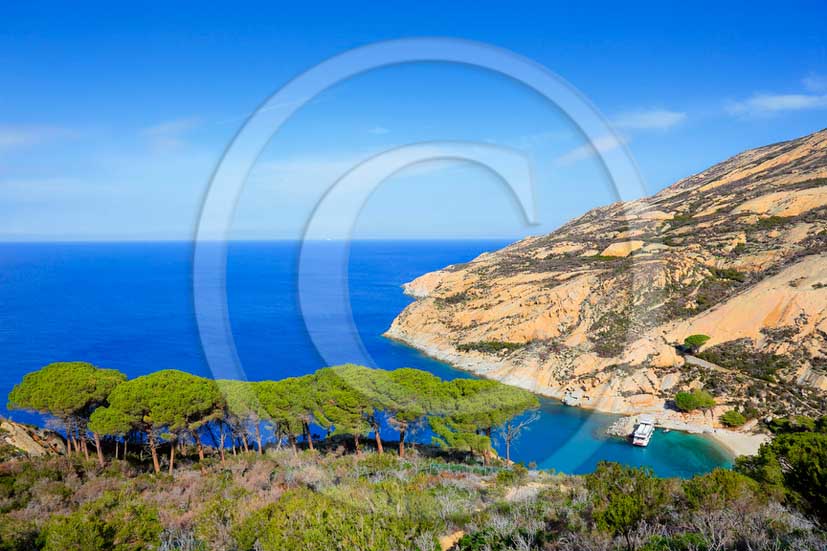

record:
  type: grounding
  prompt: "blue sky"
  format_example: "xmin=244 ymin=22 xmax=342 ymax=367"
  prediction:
xmin=1 ymin=2 xmax=826 ymax=240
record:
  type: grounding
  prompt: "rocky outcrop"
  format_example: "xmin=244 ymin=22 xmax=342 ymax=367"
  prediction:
xmin=0 ymin=418 xmax=66 ymax=458
xmin=387 ymin=129 xmax=827 ymax=426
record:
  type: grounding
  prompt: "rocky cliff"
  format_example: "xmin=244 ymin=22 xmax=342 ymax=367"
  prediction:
xmin=0 ymin=418 xmax=66 ymax=459
xmin=387 ymin=129 xmax=827 ymax=428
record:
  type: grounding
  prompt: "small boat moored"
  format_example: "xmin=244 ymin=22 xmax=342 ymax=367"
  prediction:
xmin=632 ymin=414 xmax=656 ymax=447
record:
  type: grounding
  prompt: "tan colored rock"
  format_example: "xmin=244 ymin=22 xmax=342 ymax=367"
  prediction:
xmin=637 ymin=210 xmax=673 ymax=221
xmin=599 ymin=240 xmax=645 ymax=257
xmin=1 ymin=418 xmax=66 ymax=456
xmin=387 ymin=129 xmax=827 ymax=428
xmin=664 ymin=255 xmax=827 ymax=349
xmin=439 ymin=531 xmax=465 ymax=551
xmin=732 ymin=188 xmax=827 ymax=217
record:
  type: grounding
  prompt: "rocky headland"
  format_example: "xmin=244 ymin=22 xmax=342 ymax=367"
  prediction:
xmin=387 ymin=129 xmax=827 ymax=455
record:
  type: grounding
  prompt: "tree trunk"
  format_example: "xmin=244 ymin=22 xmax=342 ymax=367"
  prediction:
xmin=67 ymin=420 xmax=78 ymax=456
xmin=289 ymin=434 xmax=297 ymax=454
xmin=148 ymin=432 xmax=161 ymax=474
xmin=62 ymin=420 xmax=72 ymax=456
xmin=124 ymin=437 xmax=128 ymax=458
xmin=79 ymin=422 xmax=90 ymax=461
xmin=93 ymin=432 xmax=105 ymax=467
xmin=399 ymin=426 xmax=406 ymax=458
xmin=114 ymin=439 xmax=119 ymax=461
xmin=303 ymin=422 xmax=314 ymax=451
xmin=483 ymin=427 xmax=492 ymax=466
xmin=255 ymin=423 xmax=263 ymax=455
xmin=354 ymin=434 xmax=361 ymax=455
xmin=373 ymin=423 xmax=383 ymax=454
xmin=241 ymin=433 xmax=249 ymax=453
xmin=193 ymin=431 xmax=205 ymax=462
xmin=169 ymin=442 xmax=175 ymax=474
xmin=504 ymin=422 xmax=512 ymax=462
xmin=218 ymin=424 xmax=226 ymax=464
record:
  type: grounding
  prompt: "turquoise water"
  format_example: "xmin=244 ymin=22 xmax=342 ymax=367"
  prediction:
xmin=0 ymin=241 xmax=731 ymax=476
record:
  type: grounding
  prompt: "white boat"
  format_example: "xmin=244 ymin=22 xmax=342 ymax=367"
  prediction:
xmin=632 ymin=415 xmax=656 ymax=447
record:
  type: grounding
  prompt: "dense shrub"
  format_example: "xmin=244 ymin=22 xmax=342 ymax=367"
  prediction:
xmin=235 ymin=486 xmax=441 ymax=551
xmin=456 ymin=341 xmax=524 ymax=354
xmin=0 ymin=452 xmax=824 ymax=551
xmin=40 ymin=511 xmax=113 ymax=551
xmin=767 ymin=415 xmax=825 ymax=434
xmin=674 ymin=389 xmax=715 ymax=412
xmin=639 ymin=533 xmax=708 ymax=551
xmin=756 ymin=215 xmax=793 ymax=229
xmin=697 ymin=338 xmax=790 ymax=381
xmin=494 ymin=464 xmax=528 ymax=486
xmin=719 ymin=410 xmax=747 ymax=427
xmin=737 ymin=429 xmax=827 ymax=526
xmin=682 ymin=468 xmax=761 ymax=510
xmin=585 ymin=462 xmax=670 ymax=550
xmin=0 ymin=517 xmax=38 ymax=551
xmin=38 ymin=491 xmax=162 ymax=551
xmin=434 ymin=292 xmax=470 ymax=307
xmin=711 ymin=268 xmax=747 ymax=282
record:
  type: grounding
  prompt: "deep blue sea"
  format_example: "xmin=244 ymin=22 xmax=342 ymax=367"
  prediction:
xmin=0 ymin=241 xmax=731 ymax=476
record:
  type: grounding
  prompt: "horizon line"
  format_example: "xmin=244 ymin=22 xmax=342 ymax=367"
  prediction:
xmin=0 ymin=236 xmax=526 ymax=244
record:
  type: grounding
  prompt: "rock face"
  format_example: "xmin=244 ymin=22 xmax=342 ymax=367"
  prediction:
xmin=387 ymin=129 xmax=827 ymax=423
xmin=0 ymin=418 xmax=67 ymax=458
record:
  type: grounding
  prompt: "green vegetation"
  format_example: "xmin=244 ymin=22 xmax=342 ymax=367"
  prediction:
xmin=736 ymin=417 xmax=827 ymax=526
xmin=7 ymin=362 xmax=126 ymax=466
xmin=719 ymin=410 xmax=747 ymax=427
xmin=669 ymin=213 xmax=694 ymax=228
xmin=5 ymin=364 xmax=827 ymax=550
xmin=434 ymin=292 xmax=470 ymax=307
xmin=585 ymin=463 xmax=669 ymax=551
xmin=696 ymin=338 xmax=791 ymax=382
xmin=589 ymin=307 xmax=633 ymax=358
xmin=8 ymin=363 xmax=539 ymax=471
xmin=756 ymin=215 xmax=793 ymax=229
xmin=711 ymin=267 xmax=747 ymax=283
xmin=456 ymin=341 xmax=525 ymax=354
xmin=682 ymin=334 xmax=710 ymax=353
xmin=674 ymin=389 xmax=716 ymax=412
xmin=767 ymin=415 xmax=826 ymax=434
xmin=1 ymin=452 xmax=824 ymax=551
xmin=719 ymin=410 xmax=746 ymax=427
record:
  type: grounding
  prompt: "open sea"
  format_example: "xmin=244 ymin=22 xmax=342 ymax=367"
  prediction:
xmin=0 ymin=240 xmax=731 ymax=476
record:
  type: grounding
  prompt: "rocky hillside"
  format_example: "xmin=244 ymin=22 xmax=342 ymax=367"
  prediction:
xmin=0 ymin=418 xmax=66 ymax=459
xmin=387 ymin=129 xmax=827 ymax=427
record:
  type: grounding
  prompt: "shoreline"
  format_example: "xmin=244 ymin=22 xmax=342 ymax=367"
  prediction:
xmin=385 ymin=329 xmax=769 ymax=458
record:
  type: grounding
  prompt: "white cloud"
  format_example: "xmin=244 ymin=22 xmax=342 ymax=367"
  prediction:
xmin=727 ymin=93 xmax=827 ymax=116
xmin=555 ymin=134 xmax=625 ymax=165
xmin=0 ymin=125 xmax=73 ymax=150
xmin=140 ymin=116 xmax=201 ymax=149
xmin=367 ymin=126 xmax=390 ymax=135
xmin=613 ymin=109 xmax=687 ymax=130
xmin=803 ymin=73 xmax=827 ymax=92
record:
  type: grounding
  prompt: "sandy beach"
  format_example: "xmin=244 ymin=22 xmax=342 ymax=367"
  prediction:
xmin=654 ymin=417 xmax=769 ymax=458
